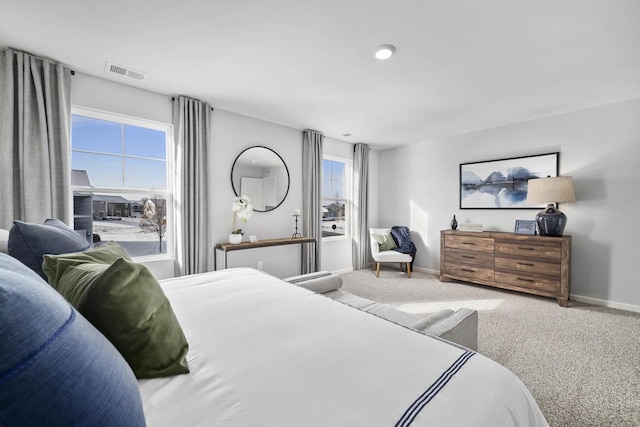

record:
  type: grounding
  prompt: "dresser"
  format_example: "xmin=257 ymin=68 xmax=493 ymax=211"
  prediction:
xmin=440 ymin=230 xmax=571 ymax=306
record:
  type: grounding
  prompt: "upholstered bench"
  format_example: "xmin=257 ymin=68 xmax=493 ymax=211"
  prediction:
xmin=284 ymin=271 xmax=478 ymax=351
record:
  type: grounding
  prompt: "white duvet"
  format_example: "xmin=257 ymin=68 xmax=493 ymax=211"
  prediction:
xmin=139 ymin=268 xmax=548 ymax=426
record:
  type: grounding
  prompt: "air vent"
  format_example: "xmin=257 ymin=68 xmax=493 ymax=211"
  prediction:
xmin=105 ymin=62 xmax=147 ymax=81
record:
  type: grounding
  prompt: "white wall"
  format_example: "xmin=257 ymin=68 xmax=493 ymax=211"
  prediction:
xmin=71 ymin=72 xmax=369 ymax=279
xmin=378 ymin=98 xmax=640 ymax=309
xmin=209 ymin=109 xmax=304 ymax=278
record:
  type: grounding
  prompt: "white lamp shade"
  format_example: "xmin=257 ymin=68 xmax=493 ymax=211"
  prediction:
xmin=527 ymin=176 xmax=575 ymax=204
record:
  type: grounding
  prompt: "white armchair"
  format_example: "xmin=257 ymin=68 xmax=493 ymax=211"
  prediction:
xmin=369 ymin=228 xmax=412 ymax=278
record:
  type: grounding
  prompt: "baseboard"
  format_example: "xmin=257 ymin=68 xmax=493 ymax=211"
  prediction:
xmin=333 ymin=267 xmax=354 ymax=275
xmin=570 ymin=294 xmax=640 ymax=314
xmin=402 ymin=270 xmax=640 ymax=313
xmin=413 ymin=266 xmax=440 ymax=276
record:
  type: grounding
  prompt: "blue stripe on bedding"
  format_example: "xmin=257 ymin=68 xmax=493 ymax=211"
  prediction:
xmin=395 ymin=350 xmax=475 ymax=427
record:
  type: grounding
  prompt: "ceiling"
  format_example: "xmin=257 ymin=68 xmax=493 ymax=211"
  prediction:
xmin=1 ymin=0 xmax=639 ymax=149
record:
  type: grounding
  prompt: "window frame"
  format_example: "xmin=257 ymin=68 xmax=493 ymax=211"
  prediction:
xmin=70 ymin=106 xmax=174 ymax=261
xmin=322 ymin=155 xmax=352 ymax=241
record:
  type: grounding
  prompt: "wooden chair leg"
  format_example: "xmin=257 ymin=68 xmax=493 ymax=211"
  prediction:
xmin=406 ymin=262 xmax=411 ymax=278
xmin=376 ymin=262 xmax=380 ymax=277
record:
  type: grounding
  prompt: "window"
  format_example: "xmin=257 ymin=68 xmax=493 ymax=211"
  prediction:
xmin=71 ymin=107 xmax=172 ymax=259
xmin=322 ymin=156 xmax=350 ymax=238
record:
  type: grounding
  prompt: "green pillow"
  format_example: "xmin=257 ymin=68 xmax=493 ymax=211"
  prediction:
xmin=42 ymin=242 xmax=131 ymax=285
xmin=43 ymin=245 xmax=189 ymax=379
xmin=373 ymin=232 xmax=397 ymax=251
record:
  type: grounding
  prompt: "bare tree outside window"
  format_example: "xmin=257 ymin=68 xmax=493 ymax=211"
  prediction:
xmin=140 ymin=195 xmax=167 ymax=252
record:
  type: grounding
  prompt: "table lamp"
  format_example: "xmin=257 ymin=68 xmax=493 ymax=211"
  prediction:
xmin=526 ymin=176 xmax=575 ymax=236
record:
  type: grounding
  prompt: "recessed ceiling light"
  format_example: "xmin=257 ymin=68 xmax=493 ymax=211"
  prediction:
xmin=374 ymin=44 xmax=396 ymax=60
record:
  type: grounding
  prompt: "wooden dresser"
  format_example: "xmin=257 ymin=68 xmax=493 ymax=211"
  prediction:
xmin=440 ymin=230 xmax=571 ymax=306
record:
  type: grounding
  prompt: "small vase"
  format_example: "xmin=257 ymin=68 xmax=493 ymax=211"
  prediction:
xmin=451 ymin=215 xmax=458 ymax=230
xmin=228 ymin=233 xmax=243 ymax=244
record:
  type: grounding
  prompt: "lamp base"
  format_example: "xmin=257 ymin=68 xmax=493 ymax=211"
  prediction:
xmin=535 ymin=204 xmax=567 ymax=237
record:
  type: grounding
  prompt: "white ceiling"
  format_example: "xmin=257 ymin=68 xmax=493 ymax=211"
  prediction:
xmin=1 ymin=0 xmax=639 ymax=149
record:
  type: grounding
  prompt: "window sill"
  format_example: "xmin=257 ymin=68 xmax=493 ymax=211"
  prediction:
xmin=322 ymin=235 xmax=351 ymax=242
xmin=132 ymin=254 xmax=174 ymax=263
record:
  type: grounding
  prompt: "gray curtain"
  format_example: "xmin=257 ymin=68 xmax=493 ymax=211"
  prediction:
xmin=173 ymin=96 xmax=212 ymax=276
xmin=352 ymin=143 xmax=370 ymax=269
xmin=302 ymin=129 xmax=324 ymax=273
xmin=0 ymin=49 xmax=72 ymax=229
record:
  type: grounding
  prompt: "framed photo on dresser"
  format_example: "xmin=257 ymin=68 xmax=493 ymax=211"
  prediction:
xmin=514 ymin=220 xmax=537 ymax=235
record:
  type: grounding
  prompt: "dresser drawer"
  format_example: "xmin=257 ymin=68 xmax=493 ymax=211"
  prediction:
xmin=446 ymin=248 xmax=494 ymax=268
xmin=494 ymin=270 xmax=560 ymax=294
xmin=445 ymin=235 xmax=494 ymax=253
xmin=495 ymin=241 xmax=561 ymax=260
xmin=495 ymin=257 xmax=560 ymax=276
xmin=444 ymin=262 xmax=494 ymax=282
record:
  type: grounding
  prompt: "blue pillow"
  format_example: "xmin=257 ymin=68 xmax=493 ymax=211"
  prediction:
xmin=0 ymin=253 xmax=146 ymax=426
xmin=8 ymin=219 xmax=90 ymax=279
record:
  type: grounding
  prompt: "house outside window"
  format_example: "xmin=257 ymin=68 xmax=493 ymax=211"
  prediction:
xmin=322 ymin=156 xmax=351 ymax=238
xmin=70 ymin=107 xmax=172 ymax=259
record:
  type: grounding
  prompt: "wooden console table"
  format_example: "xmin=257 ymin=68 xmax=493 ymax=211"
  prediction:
xmin=214 ymin=237 xmax=316 ymax=272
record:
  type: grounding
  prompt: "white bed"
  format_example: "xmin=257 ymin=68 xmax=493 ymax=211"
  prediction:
xmin=139 ymin=268 xmax=548 ymax=426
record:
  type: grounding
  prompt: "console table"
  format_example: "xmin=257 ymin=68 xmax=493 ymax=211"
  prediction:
xmin=440 ymin=230 xmax=571 ymax=306
xmin=214 ymin=237 xmax=316 ymax=273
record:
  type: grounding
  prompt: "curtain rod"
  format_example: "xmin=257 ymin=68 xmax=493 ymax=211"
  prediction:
xmin=170 ymin=97 xmax=214 ymax=111
xmin=1 ymin=47 xmax=75 ymax=75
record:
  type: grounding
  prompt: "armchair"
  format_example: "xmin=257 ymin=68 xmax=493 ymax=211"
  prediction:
xmin=370 ymin=228 xmax=412 ymax=278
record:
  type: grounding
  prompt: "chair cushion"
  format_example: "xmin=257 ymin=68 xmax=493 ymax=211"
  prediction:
xmin=43 ymin=243 xmax=190 ymax=379
xmin=375 ymin=250 xmax=413 ymax=262
xmin=0 ymin=252 xmax=145 ymax=426
xmin=8 ymin=219 xmax=90 ymax=279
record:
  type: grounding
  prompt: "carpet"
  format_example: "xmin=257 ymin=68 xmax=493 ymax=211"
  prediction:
xmin=340 ymin=268 xmax=640 ymax=427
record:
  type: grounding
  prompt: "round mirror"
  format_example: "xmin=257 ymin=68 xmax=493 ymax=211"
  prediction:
xmin=231 ymin=146 xmax=290 ymax=212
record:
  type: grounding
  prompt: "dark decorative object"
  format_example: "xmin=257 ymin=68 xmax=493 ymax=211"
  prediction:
xmin=514 ymin=220 xmax=536 ymax=235
xmin=535 ymin=206 xmax=567 ymax=236
xmin=451 ymin=215 xmax=458 ymax=230
xmin=527 ymin=176 xmax=575 ymax=237
xmin=460 ymin=153 xmax=559 ymax=209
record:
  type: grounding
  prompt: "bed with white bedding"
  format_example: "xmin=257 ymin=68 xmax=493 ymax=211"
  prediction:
xmin=139 ymin=268 xmax=548 ymax=426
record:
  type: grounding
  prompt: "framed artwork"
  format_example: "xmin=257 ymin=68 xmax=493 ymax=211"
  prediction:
xmin=514 ymin=220 xmax=537 ymax=235
xmin=460 ymin=152 xmax=559 ymax=209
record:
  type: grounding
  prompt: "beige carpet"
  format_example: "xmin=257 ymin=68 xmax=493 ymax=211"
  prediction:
xmin=340 ymin=268 xmax=640 ymax=427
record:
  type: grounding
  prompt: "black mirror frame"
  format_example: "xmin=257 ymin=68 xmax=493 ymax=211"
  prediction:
xmin=230 ymin=146 xmax=290 ymax=212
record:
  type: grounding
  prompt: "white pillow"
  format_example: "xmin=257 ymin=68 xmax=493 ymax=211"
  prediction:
xmin=0 ymin=229 xmax=9 ymax=254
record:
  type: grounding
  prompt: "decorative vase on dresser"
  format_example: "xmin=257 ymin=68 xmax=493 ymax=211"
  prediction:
xmin=440 ymin=230 xmax=571 ymax=307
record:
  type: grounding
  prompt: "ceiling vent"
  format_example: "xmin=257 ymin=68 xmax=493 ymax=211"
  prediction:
xmin=105 ymin=62 xmax=147 ymax=81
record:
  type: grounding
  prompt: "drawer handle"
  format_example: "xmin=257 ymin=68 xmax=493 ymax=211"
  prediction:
xmin=517 ymin=262 xmax=534 ymax=266
xmin=517 ymin=277 xmax=534 ymax=282
xmin=462 ymin=255 xmax=476 ymax=259
xmin=517 ymin=247 xmax=534 ymax=251
xmin=461 ymin=268 xmax=476 ymax=273
xmin=462 ymin=242 xmax=476 ymax=245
